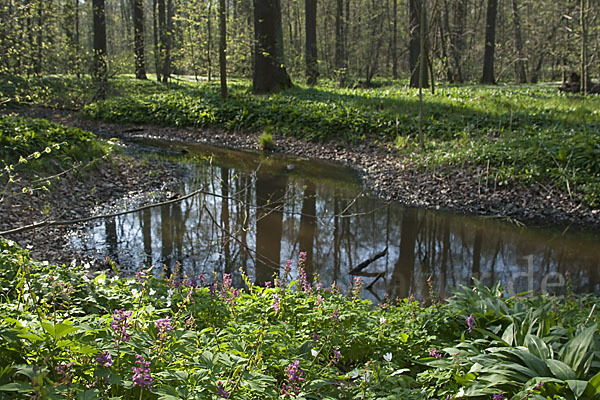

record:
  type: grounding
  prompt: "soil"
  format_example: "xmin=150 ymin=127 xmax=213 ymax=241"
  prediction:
xmin=1 ymin=105 xmax=599 ymax=265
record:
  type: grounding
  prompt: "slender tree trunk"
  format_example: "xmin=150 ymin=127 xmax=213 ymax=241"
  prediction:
xmin=298 ymin=182 xmax=316 ymax=281
xmin=163 ymin=0 xmax=173 ymax=82
xmin=511 ymin=0 xmax=527 ymax=83
xmin=34 ymin=0 xmax=43 ymax=74
xmin=134 ymin=0 xmax=147 ymax=79
xmin=93 ymin=0 xmax=108 ymax=99
xmin=207 ymin=0 xmax=212 ymax=81
xmin=305 ymin=0 xmax=318 ymax=85
xmin=440 ymin=6 xmax=453 ymax=82
xmin=75 ymin=0 xmax=80 ymax=77
xmin=580 ymin=0 xmax=588 ymax=94
xmin=252 ymin=0 xmax=292 ymax=93
xmin=219 ymin=0 xmax=227 ymax=97
xmin=153 ymin=0 xmax=161 ymax=81
xmin=481 ymin=0 xmax=498 ymax=84
xmin=334 ymin=0 xmax=345 ymax=83
xmin=157 ymin=0 xmax=167 ymax=81
xmin=409 ymin=0 xmax=428 ymax=88
xmin=392 ymin=0 xmax=398 ymax=79
xmin=418 ymin=0 xmax=426 ymax=149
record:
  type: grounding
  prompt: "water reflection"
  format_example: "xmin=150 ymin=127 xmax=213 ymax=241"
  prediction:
xmin=70 ymin=140 xmax=600 ymax=301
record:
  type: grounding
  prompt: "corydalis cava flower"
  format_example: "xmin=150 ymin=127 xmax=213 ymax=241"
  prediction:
xmin=155 ymin=317 xmax=173 ymax=337
xmin=111 ymin=308 xmax=132 ymax=346
xmin=466 ymin=314 xmax=475 ymax=332
xmin=95 ymin=350 xmax=113 ymax=367
xmin=132 ymin=354 xmax=153 ymax=390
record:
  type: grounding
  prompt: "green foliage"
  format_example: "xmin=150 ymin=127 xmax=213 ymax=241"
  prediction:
xmin=259 ymin=130 xmax=275 ymax=151
xmin=79 ymin=79 xmax=600 ymax=206
xmin=0 ymin=115 xmax=107 ymax=174
xmin=0 ymin=239 xmax=598 ymax=399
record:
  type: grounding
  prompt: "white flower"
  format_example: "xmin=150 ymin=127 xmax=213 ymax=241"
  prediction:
xmin=166 ymin=288 xmax=174 ymax=307
xmin=110 ymin=276 xmax=119 ymax=283
xmin=311 ymin=349 xmax=318 ymax=357
xmin=380 ymin=316 xmax=386 ymax=324
xmin=383 ymin=352 xmax=392 ymax=362
xmin=131 ymin=289 xmax=140 ymax=299
xmin=149 ymin=288 xmax=156 ymax=296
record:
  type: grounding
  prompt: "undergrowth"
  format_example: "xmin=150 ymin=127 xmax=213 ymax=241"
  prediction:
xmin=1 ymin=74 xmax=599 ymax=205
xmin=0 ymin=239 xmax=599 ymax=399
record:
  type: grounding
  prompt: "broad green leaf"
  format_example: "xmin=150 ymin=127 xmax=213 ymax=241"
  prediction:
xmin=525 ymin=334 xmax=550 ymax=360
xmin=559 ymin=324 xmax=597 ymax=375
xmin=0 ymin=382 xmax=33 ymax=392
xmin=546 ymin=359 xmax=577 ymax=381
xmin=566 ymin=380 xmax=590 ymax=399
xmin=502 ymin=323 xmax=515 ymax=346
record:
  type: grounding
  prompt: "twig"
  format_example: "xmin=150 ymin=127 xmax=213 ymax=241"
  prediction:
xmin=349 ymin=247 xmax=388 ymax=275
xmin=0 ymin=187 xmax=207 ymax=236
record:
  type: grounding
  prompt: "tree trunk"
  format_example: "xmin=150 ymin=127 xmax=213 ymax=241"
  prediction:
xmin=334 ymin=0 xmax=345 ymax=82
xmin=409 ymin=0 xmax=428 ymax=88
xmin=207 ymin=0 xmax=212 ymax=82
xmin=298 ymin=182 xmax=316 ymax=281
xmin=481 ymin=0 xmax=498 ymax=84
xmin=34 ymin=0 xmax=43 ymax=74
xmin=134 ymin=0 xmax=147 ymax=79
xmin=157 ymin=0 xmax=167 ymax=81
xmin=391 ymin=0 xmax=398 ymax=79
xmin=580 ymin=0 xmax=588 ymax=94
xmin=305 ymin=0 xmax=318 ymax=85
xmin=163 ymin=0 xmax=173 ymax=83
xmin=511 ymin=0 xmax=527 ymax=83
xmin=153 ymin=0 xmax=161 ymax=81
xmin=219 ymin=0 xmax=228 ymax=97
xmin=252 ymin=0 xmax=292 ymax=93
xmin=93 ymin=0 xmax=108 ymax=99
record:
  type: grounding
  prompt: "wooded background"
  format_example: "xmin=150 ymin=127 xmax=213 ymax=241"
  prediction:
xmin=0 ymin=0 xmax=597 ymax=87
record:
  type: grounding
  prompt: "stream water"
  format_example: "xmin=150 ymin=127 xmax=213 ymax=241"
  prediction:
xmin=70 ymin=138 xmax=600 ymax=302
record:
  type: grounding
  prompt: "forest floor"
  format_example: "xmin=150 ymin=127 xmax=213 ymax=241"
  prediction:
xmin=5 ymin=104 xmax=600 ymax=231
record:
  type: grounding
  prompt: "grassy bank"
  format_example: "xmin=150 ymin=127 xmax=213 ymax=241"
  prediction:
xmin=2 ymin=75 xmax=599 ymax=205
xmin=0 ymin=239 xmax=599 ymax=399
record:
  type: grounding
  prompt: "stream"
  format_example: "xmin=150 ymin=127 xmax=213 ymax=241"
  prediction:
xmin=69 ymin=138 xmax=600 ymax=302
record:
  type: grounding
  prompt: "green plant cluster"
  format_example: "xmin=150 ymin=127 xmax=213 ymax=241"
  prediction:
xmin=0 ymin=115 xmax=106 ymax=173
xmin=0 ymin=239 xmax=599 ymax=399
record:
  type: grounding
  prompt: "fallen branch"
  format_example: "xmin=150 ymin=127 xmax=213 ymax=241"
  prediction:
xmin=0 ymin=188 xmax=206 ymax=236
xmin=349 ymin=247 xmax=388 ymax=275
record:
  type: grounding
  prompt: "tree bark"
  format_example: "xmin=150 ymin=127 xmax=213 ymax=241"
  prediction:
xmin=391 ymin=0 xmax=398 ymax=79
xmin=409 ymin=0 xmax=428 ymax=88
xmin=511 ymin=0 xmax=527 ymax=83
xmin=157 ymin=0 xmax=167 ymax=81
xmin=481 ymin=0 xmax=498 ymax=84
xmin=334 ymin=0 xmax=345 ymax=83
xmin=219 ymin=0 xmax=228 ymax=97
xmin=153 ymin=0 xmax=161 ymax=81
xmin=305 ymin=0 xmax=318 ymax=85
xmin=252 ymin=0 xmax=292 ymax=93
xmin=93 ymin=0 xmax=108 ymax=99
xmin=580 ymin=0 xmax=588 ymax=94
xmin=134 ymin=0 xmax=147 ymax=79
xmin=163 ymin=0 xmax=173 ymax=83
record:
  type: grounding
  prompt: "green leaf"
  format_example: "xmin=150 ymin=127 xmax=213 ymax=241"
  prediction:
xmin=566 ymin=380 xmax=590 ymax=399
xmin=525 ymin=334 xmax=550 ymax=360
xmin=0 ymin=382 xmax=33 ymax=392
xmin=559 ymin=324 xmax=597 ymax=375
xmin=546 ymin=359 xmax=577 ymax=381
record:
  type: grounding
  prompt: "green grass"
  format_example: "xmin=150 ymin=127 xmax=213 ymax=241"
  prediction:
xmin=2 ymin=74 xmax=599 ymax=206
xmin=0 ymin=115 xmax=107 ymax=175
xmin=0 ymin=239 xmax=599 ymax=399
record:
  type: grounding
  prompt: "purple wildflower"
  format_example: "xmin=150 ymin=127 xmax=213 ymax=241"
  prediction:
xmin=284 ymin=259 xmax=293 ymax=275
xmin=132 ymin=354 xmax=153 ymax=390
xmin=287 ymin=360 xmax=306 ymax=383
xmin=216 ymin=381 xmax=230 ymax=398
xmin=315 ymin=294 xmax=324 ymax=306
xmin=429 ymin=348 xmax=442 ymax=359
xmin=466 ymin=314 xmax=475 ymax=332
xmin=209 ymin=283 xmax=217 ymax=296
xmin=312 ymin=332 xmax=320 ymax=346
xmin=198 ymin=273 xmax=206 ymax=285
xmin=111 ymin=308 xmax=132 ymax=346
xmin=332 ymin=349 xmax=342 ymax=364
xmin=331 ymin=309 xmax=339 ymax=323
xmin=95 ymin=350 xmax=114 ymax=367
xmin=272 ymin=293 xmax=280 ymax=314
xmin=155 ymin=317 xmax=173 ymax=337
xmin=264 ymin=281 xmax=272 ymax=288
xmin=492 ymin=392 xmax=506 ymax=400
xmin=299 ymin=267 xmax=311 ymax=292
xmin=299 ymin=251 xmax=307 ymax=265
xmin=534 ymin=382 xmax=545 ymax=390
xmin=352 ymin=277 xmax=363 ymax=296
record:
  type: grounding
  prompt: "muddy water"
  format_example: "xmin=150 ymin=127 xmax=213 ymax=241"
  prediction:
xmin=70 ymin=139 xmax=600 ymax=302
